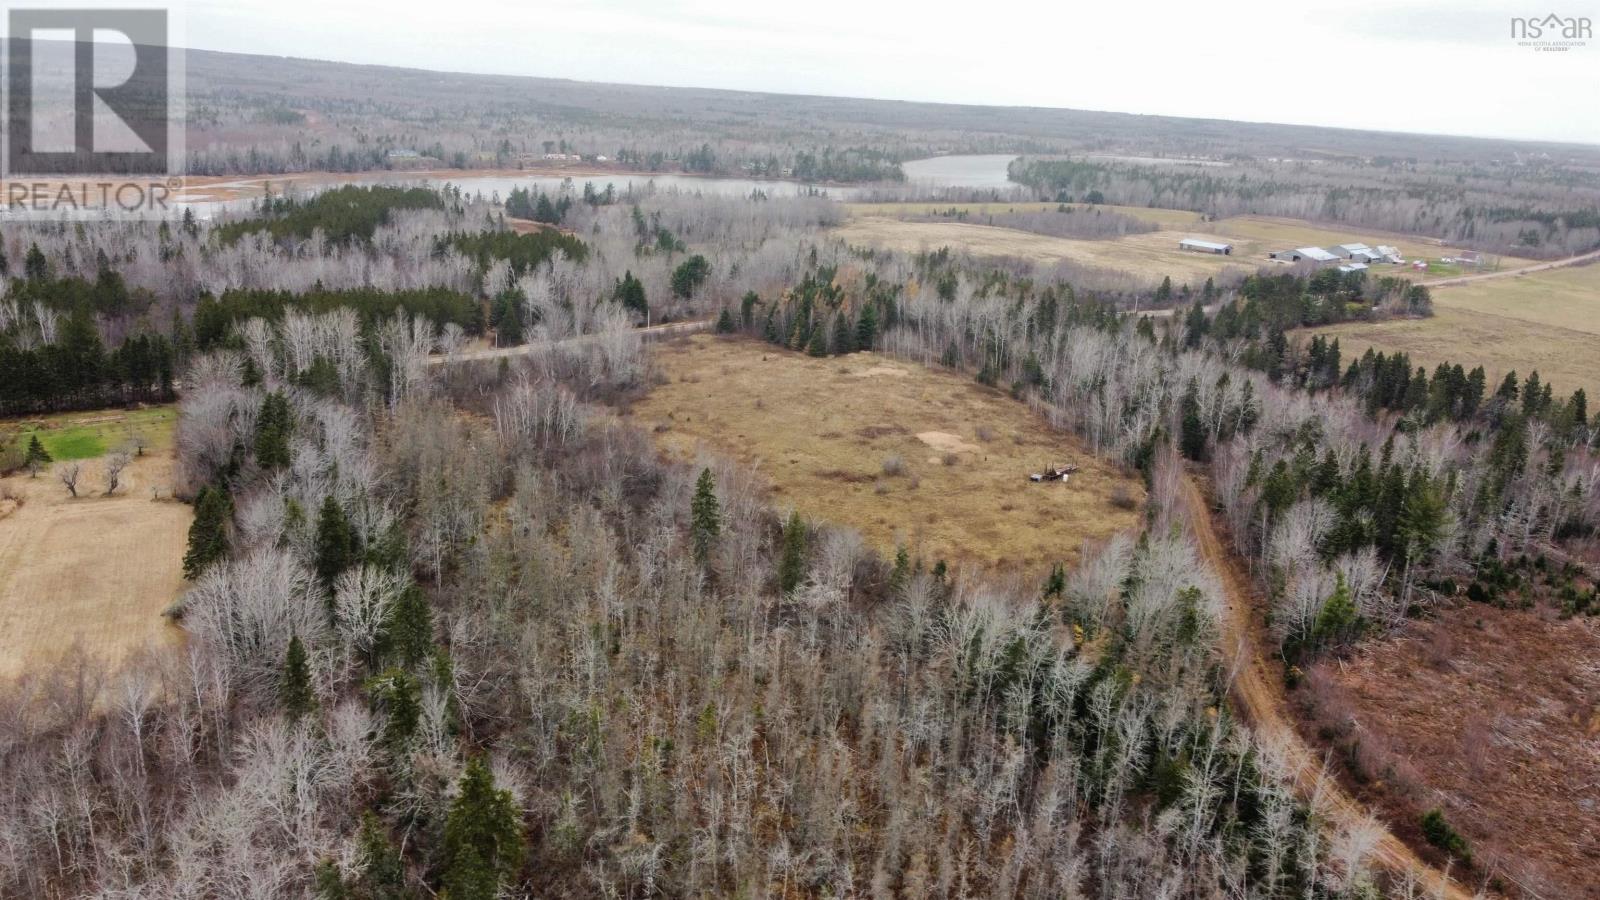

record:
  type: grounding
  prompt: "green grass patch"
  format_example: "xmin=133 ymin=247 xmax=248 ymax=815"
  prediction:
xmin=3 ymin=405 xmax=179 ymax=464
xmin=22 ymin=428 xmax=108 ymax=460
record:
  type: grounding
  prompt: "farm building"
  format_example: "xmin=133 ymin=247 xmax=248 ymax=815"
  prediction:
xmin=1269 ymin=246 xmax=1339 ymax=264
xmin=1179 ymin=238 xmax=1233 ymax=255
xmin=1375 ymin=245 xmax=1404 ymax=263
xmin=1337 ymin=262 xmax=1369 ymax=273
xmin=1334 ymin=243 xmax=1373 ymax=259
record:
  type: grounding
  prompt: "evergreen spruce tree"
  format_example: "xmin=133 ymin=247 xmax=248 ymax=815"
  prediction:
xmin=690 ymin=468 xmax=721 ymax=565
xmin=254 ymin=392 xmax=293 ymax=470
xmin=369 ymin=668 xmax=421 ymax=750
xmin=714 ymin=308 xmax=735 ymax=333
xmin=281 ymin=634 xmax=315 ymax=720
xmin=23 ymin=243 xmax=49 ymax=281
xmin=440 ymin=758 xmax=523 ymax=900
xmin=183 ymin=485 xmax=232 ymax=579
xmin=805 ymin=322 xmax=828 ymax=357
xmin=23 ymin=434 xmax=52 ymax=476
xmin=831 ymin=313 xmax=854 ymax=354
xmin=355 ymin=813 xmax=408 ymax=900
xmin=388 ymin=585 xmax=434 ymax=669
xmin=1179 ymin=379 xmax=1207 ymax=461
xmin=612 ymin=271 xmax=648 ymax=318
xmin=315 ymin=495 xmax=356 ymax=588
xmin=886 ymin=545 xmax=910 ymax=598
xmin=856 ymin=302 xmax=878 ymax=350
xmin=778 ymin=511 xmax=807 ymax=595
xmin=740 ymin=291 xmax=760 ymax=329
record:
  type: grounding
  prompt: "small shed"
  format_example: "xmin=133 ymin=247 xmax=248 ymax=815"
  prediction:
xmin=1337 ymin=262 xmax=1370 ymax=273
xmin=1179 ymin=238 xmax=1233 ymax=255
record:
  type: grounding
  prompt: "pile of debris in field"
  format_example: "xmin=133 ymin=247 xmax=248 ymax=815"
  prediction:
xmin=1029 ymin=463 xmax=1079 ymax=483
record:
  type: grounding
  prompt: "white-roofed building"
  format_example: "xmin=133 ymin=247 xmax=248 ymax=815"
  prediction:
xmin=1179 ymin=238 xmax=1233 ymax=254
xmin=1270 ymin=247 xmax=1339 ymax=263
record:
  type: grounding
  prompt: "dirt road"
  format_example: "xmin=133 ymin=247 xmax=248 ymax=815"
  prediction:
xmin=428 ymin=318 xmax=711 ymax=367
xmin=1427 ymin=248 xmax=1600 ymax=288
xmin=1180 ymin=474 xmax=1481 ymax=899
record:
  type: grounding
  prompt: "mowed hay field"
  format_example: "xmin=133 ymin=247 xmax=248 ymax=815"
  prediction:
xmin=1309 ymin=263 xmax=1600 ymax=398
xmin=0 ymin=407 xmax=188 ymax=679
xmin=629 ymin=335 xmax=1144 ymax=571
xmin=833 ymin=215 xmax=1256 ymax=286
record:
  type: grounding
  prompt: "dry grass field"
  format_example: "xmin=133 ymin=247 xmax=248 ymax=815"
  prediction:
xmin=843 ymin=201 xmax=1207 ymax=230
xmin=834 ymin=205 xmax=1537 ymax=288
xmin=0 ymin=408 xmax=188 ymax=680
xmin=1302 ymin=603 xmax=1600 ymax=898
xmin=628 ymin=335 xmax=1145 ymax=571
xmin=1309 ymin=264 xmax=1600 ymax=398
xmin=833 ymin=215 xmax=1258 ymax=286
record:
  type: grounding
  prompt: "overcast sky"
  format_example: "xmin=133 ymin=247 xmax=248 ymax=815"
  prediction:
xmin=181 ymin=0 xmax=1599 ymax=144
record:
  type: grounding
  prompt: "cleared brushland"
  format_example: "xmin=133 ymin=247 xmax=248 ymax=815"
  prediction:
xmin=1310 ymin=263 xmax=1600 ymax=398
xmin=629 ymin=335 xmax=1144 ymax=571
xmin=0 ymin=407 xmax=188 ymax=679
xmin=1301 ymin=602 xmax=1600 ymax=897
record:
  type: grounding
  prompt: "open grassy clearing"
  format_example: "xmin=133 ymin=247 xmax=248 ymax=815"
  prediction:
xmin=1428 ymin=262 xmax=1600 ymax=336
xmin=843 ymin=200 xmax=1206 ymax=230
xmin=1209 ymin=215 xmax=1539 ymax=274
xmin=838 ymin=205 xmax=1535 ymax=288
xmin=1302 ymin=603 xmax=1600 ymax=897
xmin=0 ymin=435 xmax=189 ymax=680
xmin=1309 ymin=308 xmax=1600 ymax=399
xmin=7 ymin=405 xmax=179 ymax=462
xmin=629 ymin=335 xmax=1144 ymax=571
xmin=833 ymin=216 xmax=1258 ymax=286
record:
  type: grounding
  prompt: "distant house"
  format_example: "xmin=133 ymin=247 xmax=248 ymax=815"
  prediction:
xmin=1270 ymin=247 xmax=1339 ymax=263
xmin=1375 ymin=245 xmax=1404 ymax=263
xmin=1179 ymin=238 xmax=1233 ymax=255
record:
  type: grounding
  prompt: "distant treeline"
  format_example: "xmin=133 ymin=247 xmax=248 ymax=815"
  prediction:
xmin=214 ymin=185 xmax=445 ymax=245
xmin=1009 ymin=157 xmax=1600 ymax=258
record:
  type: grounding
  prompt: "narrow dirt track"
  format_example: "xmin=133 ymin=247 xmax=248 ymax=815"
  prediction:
xmin=1180 ymin=474 xmax=1480 ymax=900
xmin=1425 ymin=248 xmax=1600 ymax=288
xmin=428 ymin=318 xmax=711 ymax=366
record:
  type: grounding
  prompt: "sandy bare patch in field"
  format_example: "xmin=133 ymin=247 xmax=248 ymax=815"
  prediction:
xmin=1304 ymin=604 xmax=1600 ymax=898
xmin=853 ymin=364 xmax=910 ymax=378
xmin=630 ymin=335 xmax=1144 ymax=570
xmin=0 ymin=452 xmax=190 ymax=679
xmin=916 ymin=431 xmax=979 ymax=454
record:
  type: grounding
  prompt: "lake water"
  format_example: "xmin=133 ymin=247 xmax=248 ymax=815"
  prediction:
xmin=177 ymin=154 xmax=1021 ymax=217
xmin=899 ymin=154 xmax=1019 ymax=190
